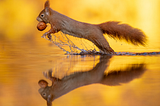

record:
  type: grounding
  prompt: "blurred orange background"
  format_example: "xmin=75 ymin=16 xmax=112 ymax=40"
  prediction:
xmin=0 ymin=1 xmax=160 ymax=106
xmin=0 ymin=0 xmax=160 ymax=52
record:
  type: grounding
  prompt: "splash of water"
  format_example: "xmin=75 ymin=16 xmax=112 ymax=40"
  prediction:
xmin=43 ymin=32 xmax=100 ymax=54
xmin=43 ymin=33 xmax=160 ymax=56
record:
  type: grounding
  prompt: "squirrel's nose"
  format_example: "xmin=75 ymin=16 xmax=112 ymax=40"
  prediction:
xmin=37 ymin=17 xmax=42 ymax=22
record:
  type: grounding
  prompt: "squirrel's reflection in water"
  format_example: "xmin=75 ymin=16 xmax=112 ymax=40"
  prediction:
xmin=38 ymin=56 xmax=146 ymax=106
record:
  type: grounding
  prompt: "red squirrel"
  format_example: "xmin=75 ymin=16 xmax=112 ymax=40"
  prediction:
xmin=37 ymin=0 xmax=147 ymax=54
xmin=38 ymin=56 xmax=146 ymax=106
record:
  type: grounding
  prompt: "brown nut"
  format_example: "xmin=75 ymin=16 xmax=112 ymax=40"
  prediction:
xmin=37 ymin=21 xmax=47 ymax=31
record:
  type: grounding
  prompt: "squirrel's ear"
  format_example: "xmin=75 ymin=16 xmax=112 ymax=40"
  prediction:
xmin=38 ymin=79 xmax=48 ymax=88
xmin=44 ymin=0 xmax=50 ymax=8
xmin=44 ymin=0 xmax=51 ymax=16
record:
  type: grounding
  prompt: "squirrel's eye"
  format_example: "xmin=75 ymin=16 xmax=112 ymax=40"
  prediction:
xmin=41 ymin=14 xmax=44 ymax=17
xmin=42 ymin=93 xmax=46 ymax=96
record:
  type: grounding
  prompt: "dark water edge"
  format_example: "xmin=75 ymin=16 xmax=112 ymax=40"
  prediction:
xmin=69 ymin=50 xmax=160 ymax=56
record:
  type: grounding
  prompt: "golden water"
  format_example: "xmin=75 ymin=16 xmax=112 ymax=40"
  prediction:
xmin=0 ymin=0 xmax=160 ymax=106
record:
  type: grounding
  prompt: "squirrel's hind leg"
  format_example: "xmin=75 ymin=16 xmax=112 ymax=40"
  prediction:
xmin=88 ymin=34 xmax=115 ymax=54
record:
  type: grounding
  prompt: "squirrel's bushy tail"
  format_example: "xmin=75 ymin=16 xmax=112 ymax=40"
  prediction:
xmin=98 ymin=21 xmax=147 ymax=46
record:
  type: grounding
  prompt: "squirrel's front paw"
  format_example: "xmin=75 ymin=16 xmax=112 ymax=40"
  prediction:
xmin=48 ymin=34 xmax=52 ymax=40
xmin=42 ymin=32 xmax=52 ymax=40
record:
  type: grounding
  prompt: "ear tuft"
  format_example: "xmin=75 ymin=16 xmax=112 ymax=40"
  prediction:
xmin=45 ymin=0 xmax=50 ymax=8
xmin=44 ymin=0 xmax=51 ymax=16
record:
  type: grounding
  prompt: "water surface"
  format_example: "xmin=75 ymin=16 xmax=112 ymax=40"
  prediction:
xmin=0 ymin=37 xmax=160 ymax=106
